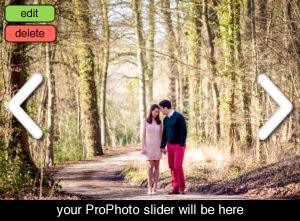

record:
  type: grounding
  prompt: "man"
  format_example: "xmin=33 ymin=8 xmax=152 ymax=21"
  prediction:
xmin=159 ymin=99 xmax=187 ymax=194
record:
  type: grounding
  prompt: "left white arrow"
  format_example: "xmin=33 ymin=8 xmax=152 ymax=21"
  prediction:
xmin=8 ymin=73 xmax=43 ymax=139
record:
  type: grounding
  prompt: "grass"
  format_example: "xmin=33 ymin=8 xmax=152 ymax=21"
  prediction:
xmin=123 ymin=142 xmax=300 ymax=188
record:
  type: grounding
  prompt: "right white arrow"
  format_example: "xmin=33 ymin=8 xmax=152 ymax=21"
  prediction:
xmin=257 ymin=74 xmax=293 ymax=140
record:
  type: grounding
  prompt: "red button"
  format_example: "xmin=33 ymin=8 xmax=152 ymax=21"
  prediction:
xmin=5 ymin=25 xmax=56 ymax=42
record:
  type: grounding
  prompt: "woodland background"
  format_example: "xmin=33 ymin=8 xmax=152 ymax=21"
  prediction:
xmin=1 ymin=0 xmax=300 ymax=195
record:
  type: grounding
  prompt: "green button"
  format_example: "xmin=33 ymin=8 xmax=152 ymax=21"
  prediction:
xmin=5 ymin=5 xmax=55 ymax=22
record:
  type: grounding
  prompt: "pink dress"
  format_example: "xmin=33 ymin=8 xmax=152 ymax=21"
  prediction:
xmin=141 ymin=119 xmax=162 ymax=160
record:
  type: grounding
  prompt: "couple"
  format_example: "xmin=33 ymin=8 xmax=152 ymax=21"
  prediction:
xmin=141 ymin=99 xmax=187 ymax=195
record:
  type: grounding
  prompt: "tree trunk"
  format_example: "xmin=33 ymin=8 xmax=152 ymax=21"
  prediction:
xmin=8 ymin=0 xmax=36 ymax=170
xmin=132 ymin=0 xmax=146 ymax=139
xmin=161 ymin=0 xmax=179 ymax=109
xmin=75 ymin=0 xmax=103 ymax=158
xmin=203 ymin=0 xmax=221 ymax=143
xmin=284 ymin=1 xmax=300 ymax=143
xmin=145 ymin=0 xmax=155 ymax=103
xmin=185 ymin=0 xmax=202 ymax=144
xmin=254 ymin=0 xmax=268 ymax=162
xmin=32 ymin=81 xmax=47 ymax=162
xmin=45 ymin=43 xmax=55 ymax=167
xmin=99 ymin=0 xmax=110 ymax=147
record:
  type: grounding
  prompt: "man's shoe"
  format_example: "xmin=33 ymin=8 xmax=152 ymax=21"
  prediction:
xmin=179 ymin=190 xmax=186 ymax=194
xmin=168 ymin=190 xmax=179 ymax=194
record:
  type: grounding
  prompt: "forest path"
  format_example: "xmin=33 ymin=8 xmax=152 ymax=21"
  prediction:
xmin=54 ymin=146 xmax=256 ymax=200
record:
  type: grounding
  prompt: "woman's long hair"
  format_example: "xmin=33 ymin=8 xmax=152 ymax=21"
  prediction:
xmin=146 ymin=104 xmax=161 ymax=125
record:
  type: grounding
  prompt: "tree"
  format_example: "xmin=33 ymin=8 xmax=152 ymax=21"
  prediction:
xmin=99 ymin=0 xmax=110 ymax=147
xmin=184 ymin=0 xmax=203 ymax=143
xmin=132 ymin=0 xmax=146 ymax=139
xmin=160 ymin=0 xmax=180 ymax=110
xmin=218 ymin=0 xmax=240 ymax=154
xmin=44 ymin=42 xmax=56 ymax=167
xmin=7 ymin=0 xmax=36 ymax=170
xmin=202 ymin=0 xmax=221 ymax=142
xmin=74 ymin=0 xmax=103 ymax=158
xmin=145 ymin=0 xmax=156 ymax=103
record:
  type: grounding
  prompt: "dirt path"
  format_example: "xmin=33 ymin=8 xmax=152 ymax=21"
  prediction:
xmin=54 ymin=146 xmax=256 ymax=200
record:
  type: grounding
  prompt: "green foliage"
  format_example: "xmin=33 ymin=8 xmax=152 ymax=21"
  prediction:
xmin=78 ymin=49 xmax=94 ymax=75
xmin=122 ymin=167 xmax=144 ymax=183
xmin=227 ymin=166 xmax=242 ymax=179
xmin=188 ymin=131 xmax=212 ymax=145
xmin=0 ymin=140 xmax=35 ymax=194
xmin=53 ymin=114 xmax=83 ymax=163
xmin=54 ymin=141 xmax=83 ymax=163
xmin=216 ymin=0 xmax=242 ymax=74
xmin=115 ymin=128 xmax=134 ymax=146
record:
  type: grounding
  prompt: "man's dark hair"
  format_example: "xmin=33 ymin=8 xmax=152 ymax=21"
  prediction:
xmin=159 ymin=100 xmax=171 ymax=109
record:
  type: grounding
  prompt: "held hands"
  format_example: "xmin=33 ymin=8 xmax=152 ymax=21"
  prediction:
xmin=161 ymin=148 xmax=167 ymax=155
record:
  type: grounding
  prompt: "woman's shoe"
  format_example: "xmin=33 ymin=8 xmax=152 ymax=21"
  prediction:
xmin=152 ymin=191 xmax=157 ymax=195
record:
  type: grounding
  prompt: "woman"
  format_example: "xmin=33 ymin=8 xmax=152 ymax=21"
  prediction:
xmin=141 ymin=104 xmax=163 ymax=195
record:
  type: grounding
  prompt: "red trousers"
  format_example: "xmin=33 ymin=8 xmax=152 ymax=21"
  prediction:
xmin=166 ymin=142 xmax=186 ymax=191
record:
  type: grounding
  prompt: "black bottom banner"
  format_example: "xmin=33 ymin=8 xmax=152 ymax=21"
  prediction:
xmin=1 ymin=199 xmax=297 ymax=219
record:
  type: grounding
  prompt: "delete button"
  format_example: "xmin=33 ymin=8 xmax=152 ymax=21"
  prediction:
xmin=5 ymin=25 xmax=56 ymax=42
